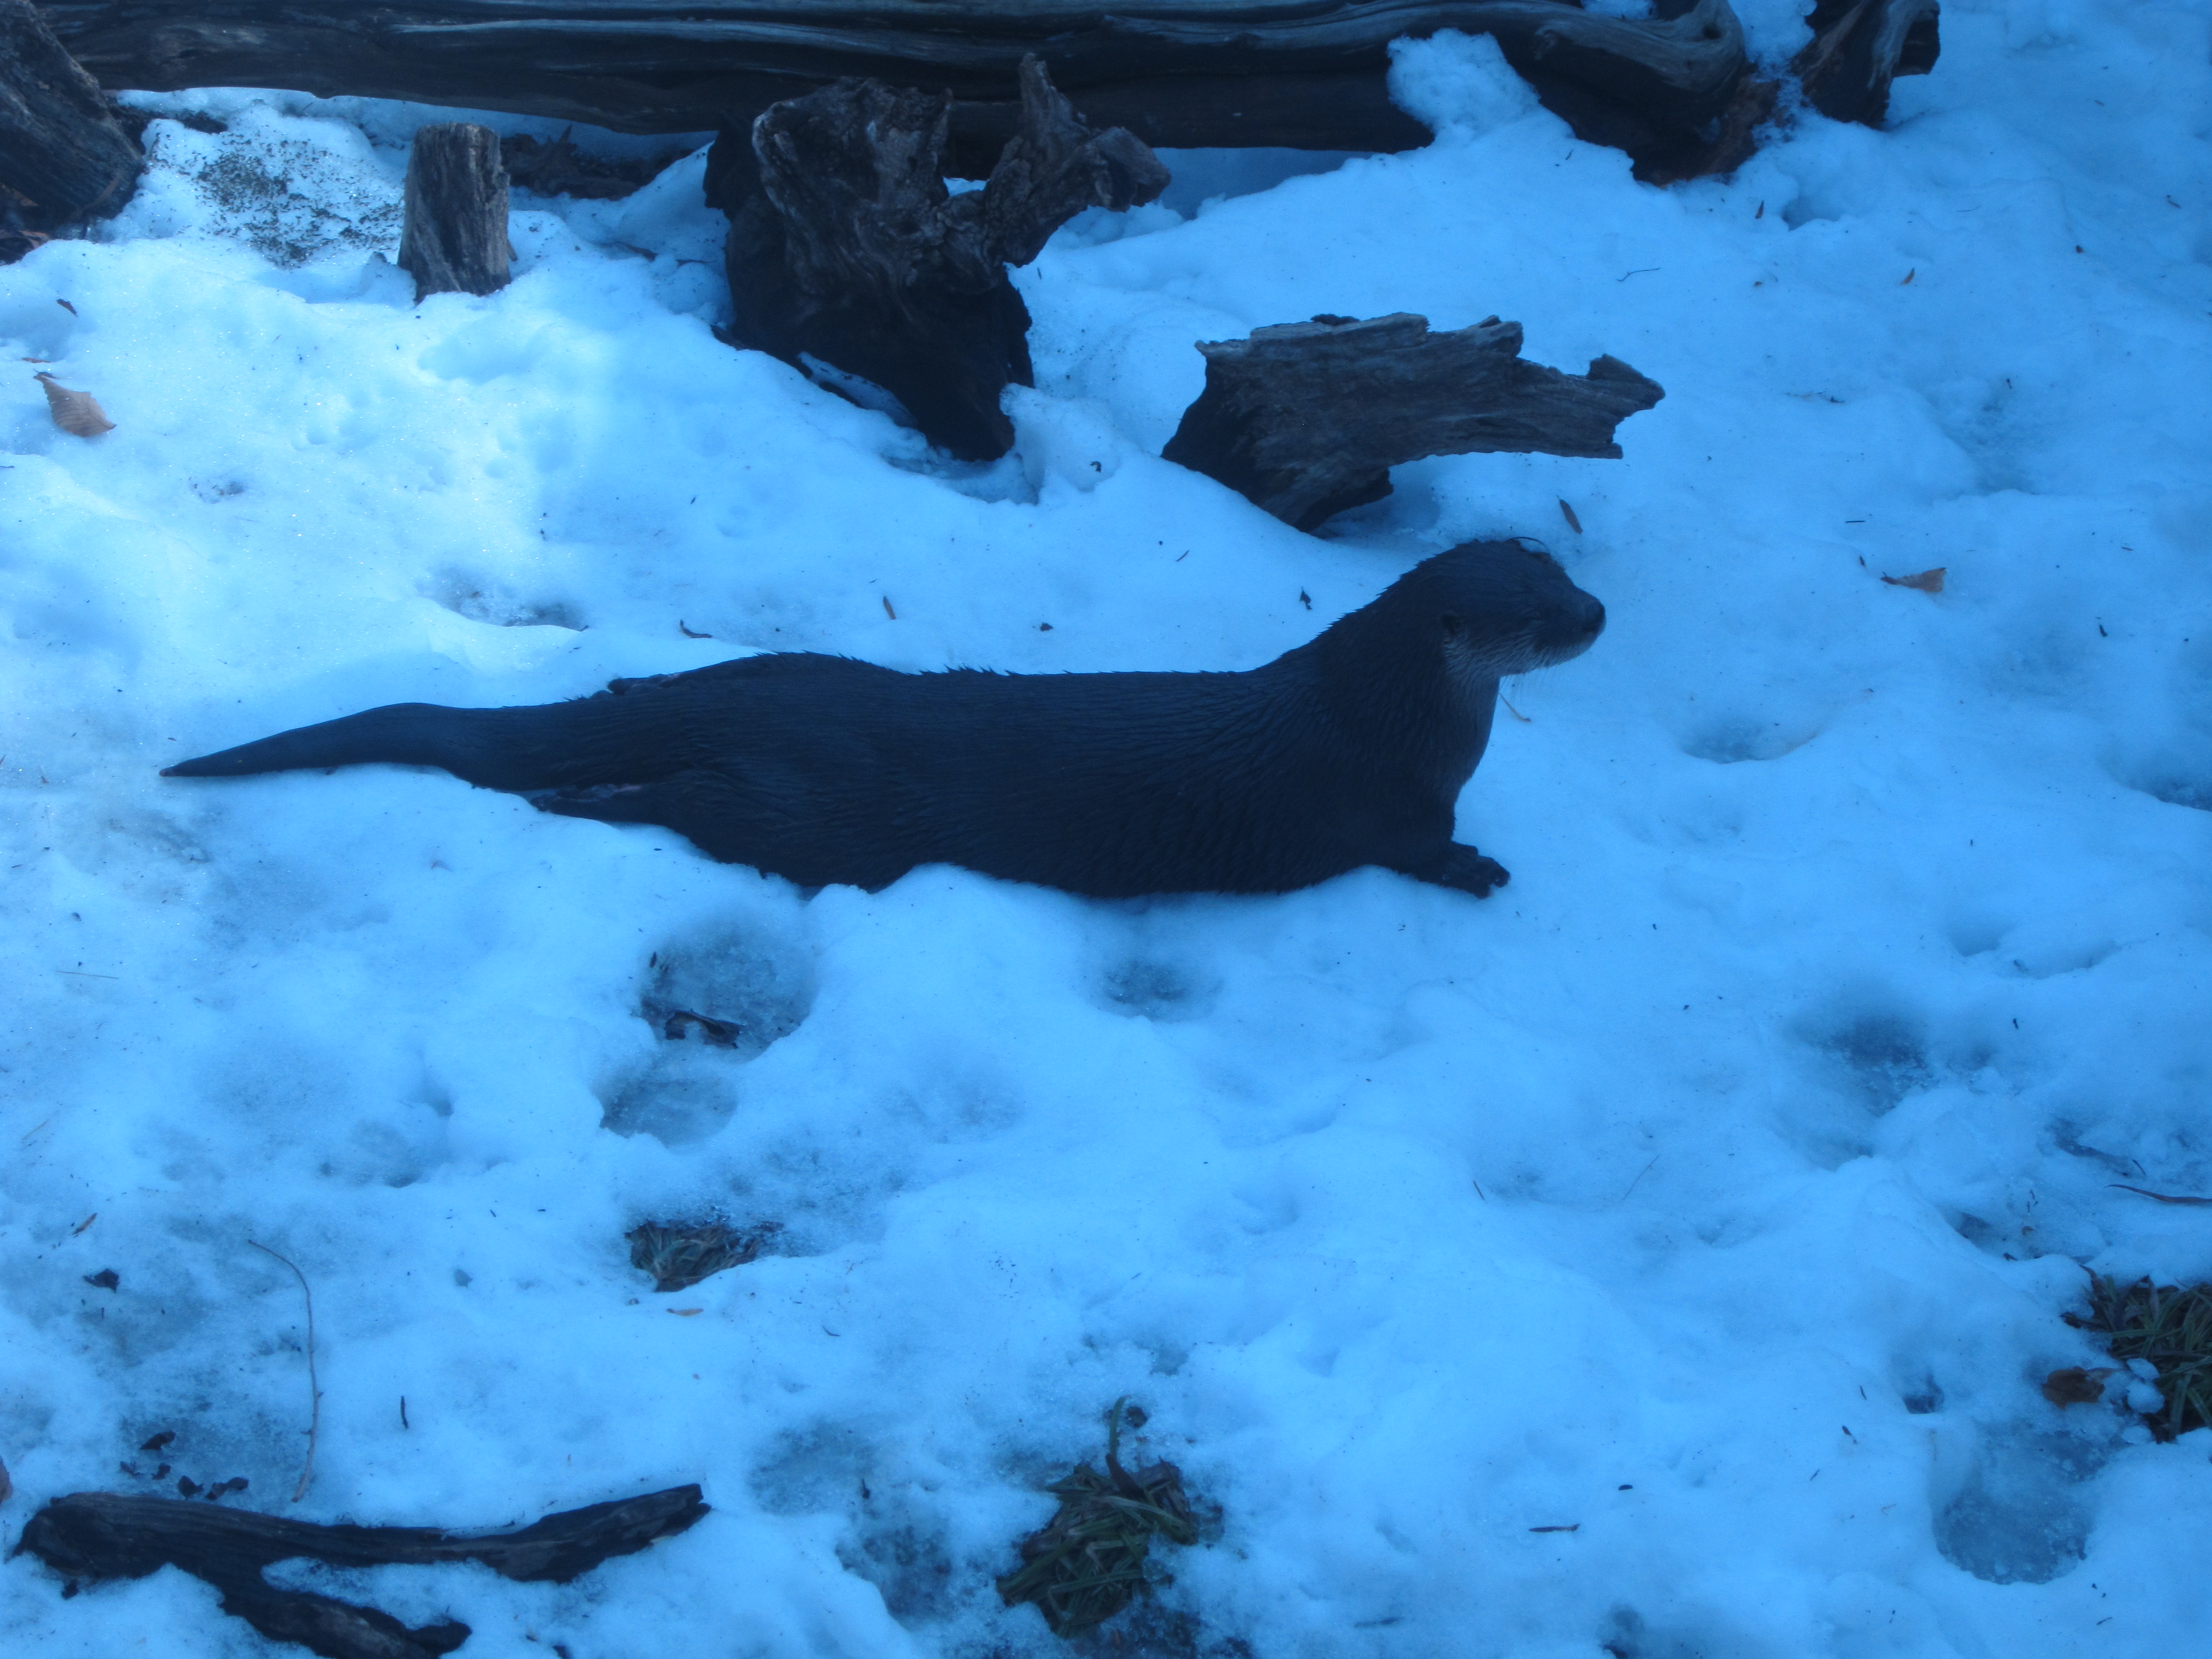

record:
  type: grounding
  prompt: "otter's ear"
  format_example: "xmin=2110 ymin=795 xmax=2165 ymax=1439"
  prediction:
xmin=1440 ymin=612 xmax=1464 ymax=637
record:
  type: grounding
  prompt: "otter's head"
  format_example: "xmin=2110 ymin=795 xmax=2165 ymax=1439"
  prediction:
xmin=1418 ymin=538 xmax=1606 ymax=680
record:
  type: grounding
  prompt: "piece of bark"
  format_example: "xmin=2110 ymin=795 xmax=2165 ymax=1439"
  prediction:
xmin=46 ymin=2 xmax=1760 ymax=183
xmin=397 ymin=122 xmax=512 ymax=301
xmin=18 ymin=1485 xmax=707 ymax=1659
xmin=726 ymin=56 xmax=1167 ymax=460
xmin=1793 ymin=0 xmax=1941 ymax=127
xmin=0 ymin=0 xmax=141 ymax=248
xmin=1162 ymin=313 xmax=1664 ymax=530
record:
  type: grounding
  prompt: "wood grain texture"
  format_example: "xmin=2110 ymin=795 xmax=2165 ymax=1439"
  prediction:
xmin=1162 ymin=313 xmax=1664 ymax=529
xmin=398 ymin=121 xmax=513 ymax=298
xmin=0 ymin=0 xmax=142 ymax=240
xmin=725 ymin=57 xmax=1167 ymax=459
xmin=43 ymin=1 xmax=1763 ymax=179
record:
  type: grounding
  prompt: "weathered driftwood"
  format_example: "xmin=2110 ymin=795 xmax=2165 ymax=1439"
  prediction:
xmin=1793 ymin=0 xmax=1940 ymax=127
xmin=18 ymin=1485 xmax=708 ymax=1659
xmin=1162 ymin=313 xmax=1663 ymax=530
xmin=726 ymin=57 xmax=1167 ymax=460
xmin=0 ymin=0 xmax=141 ymax=253
xmin=45 ymin=1 xmax=1765 ymax=182
xmin=398 ymin=121 xmax=512 ymax=300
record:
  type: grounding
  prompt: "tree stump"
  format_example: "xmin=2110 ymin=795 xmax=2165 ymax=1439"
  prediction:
xmin=0 ymin=0 xmax=141 ymax=258
xmin=1161 ymin=314 xmax=1664 ymax=531
xmin=398 ymin=122 xmax=513 ymax=301
xmin=724 ymin=55 xmax=1167 ymax=461
xmin=1793 ymin=0 xmax=1942 ymax=127
xmin=20 ymin=1485 xmax=708 ymax=1659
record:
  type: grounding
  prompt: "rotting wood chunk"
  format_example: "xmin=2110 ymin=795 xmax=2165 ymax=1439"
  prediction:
xmin=1794 ymin=0 xmax=1942 ymax=127
xmin=722 ymin=56 xmax=1167 ymax=461
xmin=0 ymin=0 xmax=142 ymax=260
xmin=1163 ymin=313 xmax=1664 ymax=531
xmin=399 ymin=123 xmax=514 ymax=301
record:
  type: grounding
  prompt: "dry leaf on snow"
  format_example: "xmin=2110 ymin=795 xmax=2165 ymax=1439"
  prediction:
xmin=1880 ymin=567 xmax=1945 ymax=594
xmin=2041 ymin=1366 xmax=2114 ymax=1407
xmin=36 ymin=372 xmax=114 ymax=437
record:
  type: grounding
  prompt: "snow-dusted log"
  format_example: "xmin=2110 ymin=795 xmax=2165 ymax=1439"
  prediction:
xmin=20 ymin=1485 xmax=708 ymax=1659
xmin=398 ymin=121 xmax=513 ymax=300
xmin=725 ymin=57 xmax=1167 ymax=460
xmin=1162 ymin=313 xmax=1664 ymax=530
xmin=0 ymin=0 xmax=141 ymax=254
xmin=45 ymin=0 xmax=1763 ymax=182
xmin=1793 ymin=0 xmax=1940 ymax=126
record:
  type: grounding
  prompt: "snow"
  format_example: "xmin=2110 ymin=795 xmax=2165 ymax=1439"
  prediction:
xmin=4 ymin=3 xmax=2211 ymax=1655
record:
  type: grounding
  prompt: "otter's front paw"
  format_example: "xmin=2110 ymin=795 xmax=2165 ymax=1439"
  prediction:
xmin=1430 ymin=844 xmax=1509 ymax=898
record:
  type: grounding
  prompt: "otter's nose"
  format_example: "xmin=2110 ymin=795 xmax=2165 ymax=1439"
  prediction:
xmin=1577 ymin=594 xmax=1607 ymax=640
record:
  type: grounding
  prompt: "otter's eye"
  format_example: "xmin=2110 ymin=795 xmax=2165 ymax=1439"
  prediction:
xmin=1440 ymin=612 xmax=1463 ymax=637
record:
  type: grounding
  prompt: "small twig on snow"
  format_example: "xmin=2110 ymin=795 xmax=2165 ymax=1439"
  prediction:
xmin=247 ymin=1240 xmax=320 ymax=1503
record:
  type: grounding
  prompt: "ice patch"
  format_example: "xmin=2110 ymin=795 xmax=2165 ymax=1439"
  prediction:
xmin=1931 ymin=1429 xmax=2100 ymax=1586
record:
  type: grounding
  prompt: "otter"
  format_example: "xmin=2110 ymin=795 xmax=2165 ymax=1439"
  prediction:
xmin=162 ymin=539 xmax=1604 ymax=899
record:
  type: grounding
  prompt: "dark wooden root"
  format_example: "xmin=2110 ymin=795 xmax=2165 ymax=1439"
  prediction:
xmin=1162 ymin=314 xmax=1664 ymax=531
xmin=1793 ymin=0 xmax=1942 ymax=127
xmin=725 ymin=56 xmax=1167 ymax=460
xmin=398 ymin=122 xmax=513 ymax=300
xmin=0 ymin=0 xmax=141 ymax=256
xmin=45 ymin=1 xmax=1764 ymax=182
xmin=17 ymin=1485 xmax=708 ymax=1659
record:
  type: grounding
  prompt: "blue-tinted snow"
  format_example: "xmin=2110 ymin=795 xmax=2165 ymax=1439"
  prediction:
xmin=3 ymin=6 xmax=2210 ymax=1656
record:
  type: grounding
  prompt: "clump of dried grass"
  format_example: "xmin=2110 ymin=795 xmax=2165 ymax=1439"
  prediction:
xmin=2064 ymin=1272 xmax=2212 ymax=1440
xmin=997 ymin=1400 xmax=1201 ymax=1637
xmin=626 ymin=1220 xmax=773 ymax=1293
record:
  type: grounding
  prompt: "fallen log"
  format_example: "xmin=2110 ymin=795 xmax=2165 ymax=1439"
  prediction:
xmin=398 ymin=122 xmax=512 ymax=299
xmin=503 ymin=127 xmax=692 ymax=200
xmin=0 ymin=0 xmax=142 ymax=250
xmin=1793 ymin=0 xmax=1940 ymax=127
xmin=45 ymin=0 xmax=1764 ymax=183
xmin=17 ymin=1484 xmax=708 ymax=1659
xmin=1161 ymin=313 xmax=1663 ymax=529
xmin=726 ymin=57 xmax=1168 ymax=460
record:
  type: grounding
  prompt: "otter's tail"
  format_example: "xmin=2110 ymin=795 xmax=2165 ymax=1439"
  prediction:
xmin=161 ymin=701 xmax=648 ymax=794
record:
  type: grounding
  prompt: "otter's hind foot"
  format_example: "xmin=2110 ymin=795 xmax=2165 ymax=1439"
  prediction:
xmin=1402 ymin=843 xmax=1509 ymax=898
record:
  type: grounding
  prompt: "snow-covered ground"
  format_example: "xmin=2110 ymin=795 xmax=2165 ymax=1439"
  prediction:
xmin=4 ymin=2 xmax=2210 ymax=1654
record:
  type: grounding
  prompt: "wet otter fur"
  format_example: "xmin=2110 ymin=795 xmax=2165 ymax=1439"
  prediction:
xmin=163 ymin=539 xmax=1605 ymax=899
